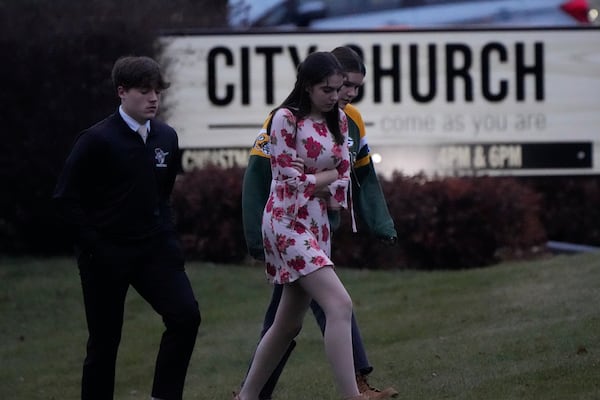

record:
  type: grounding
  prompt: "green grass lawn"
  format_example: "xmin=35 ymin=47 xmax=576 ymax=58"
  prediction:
xmin=1 ymin=253 xmax=599 ymax=399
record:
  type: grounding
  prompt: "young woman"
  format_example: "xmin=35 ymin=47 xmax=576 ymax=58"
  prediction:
xmin=235 ymin=51 xmax=365 ymax=400
xmin=241 ymin=46 xmax=398 ymax=400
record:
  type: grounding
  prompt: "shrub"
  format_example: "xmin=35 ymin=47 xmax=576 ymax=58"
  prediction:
xmin=172 ymin=165 xmax=247 ymax=263
xmin=520 ymin=176 xmax=600 ymax=246
xmin=173 ymin=167 xmax=547 ymax=270
xmin=331 ymin=173 xmax=547 ymax=269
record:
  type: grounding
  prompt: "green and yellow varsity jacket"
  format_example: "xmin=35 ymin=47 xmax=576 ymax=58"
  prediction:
xmin=242 ymin=104 xmax=397 ymax=260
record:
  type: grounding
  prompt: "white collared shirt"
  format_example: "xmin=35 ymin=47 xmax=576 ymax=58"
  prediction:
xmin=119 ymin=106 xmax=150 ymax=136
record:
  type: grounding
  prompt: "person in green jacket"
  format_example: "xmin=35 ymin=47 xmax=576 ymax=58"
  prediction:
xmin=241 ymin=46 xmax=398 ymax=400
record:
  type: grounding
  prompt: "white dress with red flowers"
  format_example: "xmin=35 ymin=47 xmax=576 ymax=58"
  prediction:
xmin=262 ymin=107 xmax=351 ymax=284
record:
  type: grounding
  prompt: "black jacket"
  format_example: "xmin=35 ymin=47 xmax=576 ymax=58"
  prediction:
xmin=53 ymin=112 xmax=180 ymax=249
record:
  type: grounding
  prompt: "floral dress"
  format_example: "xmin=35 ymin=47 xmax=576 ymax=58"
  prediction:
xmin=262 ymin=107 xmax=350 ymax=284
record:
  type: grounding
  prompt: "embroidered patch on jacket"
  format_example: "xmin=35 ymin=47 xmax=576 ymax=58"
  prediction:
xmin=252 ymin=133 xmax=271 ymax=156
xmin=154 ymin=148 xmax=169 ymax=167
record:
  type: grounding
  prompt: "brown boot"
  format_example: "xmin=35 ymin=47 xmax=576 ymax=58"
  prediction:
xmin=356 ymin=374 xmax=399 ymax=399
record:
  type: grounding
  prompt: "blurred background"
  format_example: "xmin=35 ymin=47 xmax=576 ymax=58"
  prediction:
xmin=1 ymin=0 xmax=599 ymax=269
xmin=229 ymin=0 xmax=599 ymax=29
xmin=0 ymin=0 xmax=228 ymax=255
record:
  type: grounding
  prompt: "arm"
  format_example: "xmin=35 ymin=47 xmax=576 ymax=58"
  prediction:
xmin=353 ymin=159 xmax=397 ymax=243
xmin=327 ymin=111 xmax=351 ymax=210
xmin=316 ymin=169 xmax=340 ymax=190
xmin=269 ymin=108 xmax=318 ymax=201
xmin=242 ymin=153 xmax=272 ymax=261
xmin=346 ymin=105 xmax=397 ymax=241
xmin=159 ymin=129 xmax=181 ymax=232
xmin=52 ymin=132 xmax=100 ymax=250
xmin=269 ymin=109 xmax=341 ymax=220
xmin=242 ymin=111 xmax=311 ymax=260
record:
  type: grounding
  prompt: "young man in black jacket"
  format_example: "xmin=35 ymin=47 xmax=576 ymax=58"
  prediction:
xmin=53 ymin=56 xmax=200 ymax=400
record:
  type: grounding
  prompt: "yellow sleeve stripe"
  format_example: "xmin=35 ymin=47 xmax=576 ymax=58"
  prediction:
xmin=354 ymin=155 xmax=371 ymax=168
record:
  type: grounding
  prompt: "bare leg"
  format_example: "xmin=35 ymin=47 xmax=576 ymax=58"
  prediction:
xmin=299 ymin=267 xmax=359 ymax=399
xmin=239 ymin=282 xmax=311 ymax=400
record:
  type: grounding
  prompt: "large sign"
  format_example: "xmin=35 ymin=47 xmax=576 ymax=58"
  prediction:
xmin=158 ymin=28 xmax=600 ymax=176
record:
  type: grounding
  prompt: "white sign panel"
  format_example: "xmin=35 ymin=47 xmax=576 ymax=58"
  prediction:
xmin=158 ymin=28 xmax=600 ymax=175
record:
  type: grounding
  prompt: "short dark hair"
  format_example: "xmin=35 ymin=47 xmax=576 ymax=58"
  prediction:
xmin=111 ymin=56 xmax=170 ymax=92
xmin=331 ymin=46 xmax=366 ymax=76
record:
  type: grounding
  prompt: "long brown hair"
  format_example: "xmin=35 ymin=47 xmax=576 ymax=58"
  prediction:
xmin=276 ymin=51 xmax=346 ymax=145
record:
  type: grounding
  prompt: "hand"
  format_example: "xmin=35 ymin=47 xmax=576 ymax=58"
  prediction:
xmin=290 ymin=158 xmax=304 ymax=174
xmin=378 ymin=235 xmax=398 ymax=247
xmin=78 ymin=237 xmax=120 ymax=267
xmin=313 ymin=187 xmax=330 ymax=200
xmin=249 ymin=248 xmax=266 ymax=262
xmin=328 ymin=197 xmax=341 ymax=211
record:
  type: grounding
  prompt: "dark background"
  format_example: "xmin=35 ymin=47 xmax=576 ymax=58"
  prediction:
xmin=0 ymin=0 xmax=227 ymax=254
xmin=1 ymin=1 xmax=598 ymax=269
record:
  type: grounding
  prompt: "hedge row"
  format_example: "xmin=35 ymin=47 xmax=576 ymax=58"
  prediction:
xmin=172 ymin=165 xmax=247 ymax=264
xmin=331 ymin=172 xmax=546 ymax=269
xmin=172 ymin=166 xmax=598 ymax=270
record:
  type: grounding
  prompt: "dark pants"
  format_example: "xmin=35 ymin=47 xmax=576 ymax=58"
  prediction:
xmin=77 ymin=232 xmax=201 ymax=400
xmin=256 ymin=284 xmax=373 ymax=400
